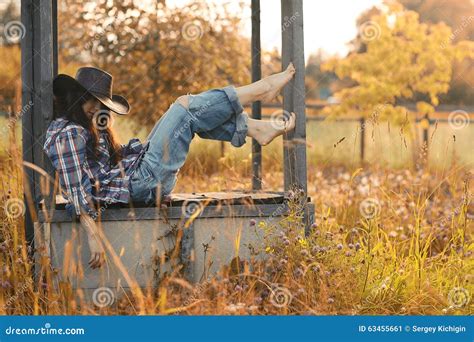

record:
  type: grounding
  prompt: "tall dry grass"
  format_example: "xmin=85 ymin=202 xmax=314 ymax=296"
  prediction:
xmin=0 ymin=118 xmax=472 ymax=315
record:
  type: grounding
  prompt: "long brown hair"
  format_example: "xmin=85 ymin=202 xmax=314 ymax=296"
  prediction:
xmin=53 ymin=87 xmax=123 ymax=166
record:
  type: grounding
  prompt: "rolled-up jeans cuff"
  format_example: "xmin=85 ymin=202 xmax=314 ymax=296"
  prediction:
xmin=222 ymin=85 xmax=244 ymax=115
xmin=231 ymin=112 xmax=248 ymax=147
xmin=222 ymin=86 xmax=248 ymax=147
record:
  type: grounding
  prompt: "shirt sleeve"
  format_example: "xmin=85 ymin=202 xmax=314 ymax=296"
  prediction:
xmin=121 ymin=138 xmax=147 ymax=157
xmin=54 ymin=129 xmax=98 ymax=219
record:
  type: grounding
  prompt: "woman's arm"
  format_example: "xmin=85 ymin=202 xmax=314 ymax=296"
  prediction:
xmin=80 ymin=213 xmax=105 ymax=269
xmin=54 ymin=128 xmax=98 ymax=219
xmin=121 ymin=138 xmax=147 ymax=157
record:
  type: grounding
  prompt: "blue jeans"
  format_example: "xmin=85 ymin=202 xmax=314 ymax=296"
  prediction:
xmin=128 ymin=85 xmax=248 ymax=203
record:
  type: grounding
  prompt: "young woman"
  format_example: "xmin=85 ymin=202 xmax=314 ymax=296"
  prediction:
xmin=44 ymin=65 xmax=296 ymax=268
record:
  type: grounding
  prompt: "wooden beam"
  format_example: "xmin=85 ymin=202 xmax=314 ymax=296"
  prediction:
xmin=52 ymin=0 xmax=58 ymax=76
xmin=251 ymin=0 xmax=262 ymax=190
xmin=21 ymin=0 xmax=56 ymax=245
xmin=281 ymin=0 xmax=307 ymax=193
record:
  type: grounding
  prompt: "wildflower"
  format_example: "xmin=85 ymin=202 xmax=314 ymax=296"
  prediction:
xmin=327 ymin=297 xmax=334 ymax=304
xmin=294 ymin=267 xmax=304 ymax=277
xmin=283 ymin=239 xmax=290 ymax=246
xmin=298 ymin=238 xmax=309 ymax=249
xmin=300 ymin=249 xmax=309 ymax=257
xmin=225 ymin=302 xmax=245 ymax=313
xmin=234 ymin=285 xmax=243 ymax=292
xmin=388 ymin=231 xmax=397 ymax=238
xmin=355 ymin=242 xmax=361 ymax=251
xmin=248 ymin=305 xmax=258 ymax=312
xmin=336 ymin=243 xmax=343 ymax=250
xmin=345 ymin=251 xmax=352 ymax=257
xmin=348 ymin=243 xmax=354 ymax=249
xmin=249 ymin=219 xmax=256 ymax=226
xmin=311 ymin=245 xmax=320 ymax=254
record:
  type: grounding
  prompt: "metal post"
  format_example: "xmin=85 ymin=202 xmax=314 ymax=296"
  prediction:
xmin=422 ymin=113 xmax=429 ymax=150
xmin=360 ymin=117 xmax=365 ymax=164
xmin=281 ymin=0 xmax=307 ymax=194
xmin=21 ymin=0 xmax=56 ymax=246
xmin=251 ymin=0 xmax=262 ymax=190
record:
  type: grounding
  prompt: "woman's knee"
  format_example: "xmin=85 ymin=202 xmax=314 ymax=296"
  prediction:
xmin=175 ymin=95 xmax=189 ymax=109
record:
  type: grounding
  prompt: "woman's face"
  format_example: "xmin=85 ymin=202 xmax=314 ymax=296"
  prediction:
xmin=82 ymin=97 xmax=101 ymax=119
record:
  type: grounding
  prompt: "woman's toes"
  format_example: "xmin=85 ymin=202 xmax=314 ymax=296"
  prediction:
xmin=287 ymin=62 xmax=296 ymax=74
xmin=284 ymin=112 xmax=296 ymax=132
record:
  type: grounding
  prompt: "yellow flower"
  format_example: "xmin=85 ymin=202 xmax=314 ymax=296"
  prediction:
xmin=298 ymin=238 xmax=309 ymax=248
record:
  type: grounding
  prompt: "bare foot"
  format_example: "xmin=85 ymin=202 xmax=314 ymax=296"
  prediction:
xmin=248 ymin=112 xmax=296 ymax=146
xmin=260 ymin=63 xmax=296 ymax=103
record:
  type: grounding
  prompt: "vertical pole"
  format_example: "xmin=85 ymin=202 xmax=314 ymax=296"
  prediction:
xmin=281 ymin=0 xmax=307 ymax=194
xmin=422 ymin=113 xmax=429 ymax=150
xmin=281 ymin=0 xmax=311 ymax=235
xmin=360 ymin=117 xmax=365 ymax=164
xmin=52 ymin=0 xmax=58 ymax=77
xmin=251 ymin=0 xmax=262 ymax=190
xmin=21 ymin=0 xmax=56 ymax=246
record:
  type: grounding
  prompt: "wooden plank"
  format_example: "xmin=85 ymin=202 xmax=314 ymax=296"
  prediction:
xmin=251 ymin=0 xmax=262 ymax=190
xmin=52 ymin=0 xmax=58 ymax=76
xmin=22 ymin=0 xmax=56 ymax=246
xmin=21 ymin=0 xmax=36 ymax=245
xmin=38 ymin=203 xmax=311 ymax=223
xmin=281 ymin=0 xmax=307 ymax=194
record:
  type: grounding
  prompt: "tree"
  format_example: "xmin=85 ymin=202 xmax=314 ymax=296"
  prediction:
xmin=305 ymin=49 xmax=338 ymax=101
xmin=399 ymin=0 xmax=474 ymax=104
xmin=0 ymin=0 xmax=21 ymax=114
xmin=58 ymin=0 xmax=252 ymax=130
xmin=321 ymin=1 xmax=474 ymax=122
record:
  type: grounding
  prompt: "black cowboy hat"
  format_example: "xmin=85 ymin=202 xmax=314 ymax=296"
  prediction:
xmin=53 ymin=67 xmax=130 ymax=115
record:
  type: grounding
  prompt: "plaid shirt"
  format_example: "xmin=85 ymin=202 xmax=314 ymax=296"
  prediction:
xmin=43 ymin=117 xmax=148 ymax=220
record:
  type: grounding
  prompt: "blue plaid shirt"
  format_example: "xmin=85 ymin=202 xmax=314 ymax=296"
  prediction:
xmin=43 ymin=117 xmax=148 ymax=220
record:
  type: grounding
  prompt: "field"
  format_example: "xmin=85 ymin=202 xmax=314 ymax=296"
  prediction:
xmin=0 ymin=113 xmax=472 ymax=315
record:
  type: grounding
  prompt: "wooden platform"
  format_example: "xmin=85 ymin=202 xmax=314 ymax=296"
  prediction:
xmin=38 ymin=191 xmax=308 ymax=222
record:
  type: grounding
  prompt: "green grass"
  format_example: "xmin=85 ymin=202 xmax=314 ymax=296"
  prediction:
xmin=2 ymin=115 xmax=472 ymax=172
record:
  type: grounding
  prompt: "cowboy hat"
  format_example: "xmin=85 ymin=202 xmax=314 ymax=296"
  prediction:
xmin=53 ymin=66 xmax=130 ymax=115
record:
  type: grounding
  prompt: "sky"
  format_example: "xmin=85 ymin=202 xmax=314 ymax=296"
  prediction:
xmin=172 ymin=0 xmax=383 ymax=57
xmin=0 ymin=0 xmax=383 ymax=57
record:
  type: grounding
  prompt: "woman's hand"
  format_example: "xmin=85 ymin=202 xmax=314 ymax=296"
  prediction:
xmin=79 ymin=214 xmax=106 ymax=269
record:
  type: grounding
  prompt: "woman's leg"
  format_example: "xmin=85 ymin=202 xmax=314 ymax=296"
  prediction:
xmin=194 ymin=62 xmax=297 ymax=145
xmin=235 ymin=62 xmax=295 ymax=106
xmin=129 ymin=64 xmax=296 ymax=201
